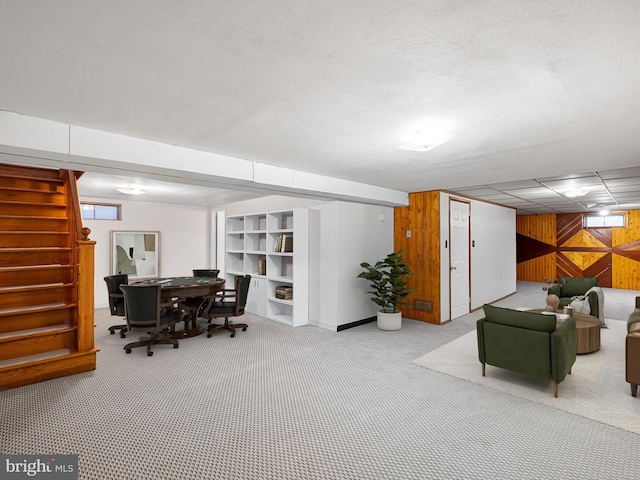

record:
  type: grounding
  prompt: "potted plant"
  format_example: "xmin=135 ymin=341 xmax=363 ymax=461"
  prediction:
xmin=357 ymin=250 xmax=413 ymax=330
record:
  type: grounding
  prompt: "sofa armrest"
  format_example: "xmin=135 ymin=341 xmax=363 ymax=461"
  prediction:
xmin=551 ymin=317 xmax=577 ymax=382
xmin=587 ymin=291 xmax=599 ymax=318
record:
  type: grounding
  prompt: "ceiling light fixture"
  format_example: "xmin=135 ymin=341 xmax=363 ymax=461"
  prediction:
xmin=398 ymin=118 xmax=455 ymax=152
xmin=564 ymin=188 xmax=589 ymax=198
xmin=599 ymin=209 xmax=609 ymax=216
xmin=117 ymin=187 xmax=145 ymax=195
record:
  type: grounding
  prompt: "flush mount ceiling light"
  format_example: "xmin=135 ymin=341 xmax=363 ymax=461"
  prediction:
xmin=564 ymin=188 xmax=589 ymax=198
xmin=398 ymin=119 xmax=455 ymax=152
xmin=117 ymin=187 xmax=145 ymax=195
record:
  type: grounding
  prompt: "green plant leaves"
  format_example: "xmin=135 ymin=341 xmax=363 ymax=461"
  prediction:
xmin=357 ymin=250 xmax=413 ymax=312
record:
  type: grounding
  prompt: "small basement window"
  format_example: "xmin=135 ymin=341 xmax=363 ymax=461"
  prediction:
xmin=81 ymin=203 xmax=122 ymax=221
xmin=583 ymin=213 xmax=625 ymax=228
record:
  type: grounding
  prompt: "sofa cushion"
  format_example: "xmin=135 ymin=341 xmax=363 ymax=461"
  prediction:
xmin=560 ymin=276 xmax=597 ymax=298
xmin=483 ymin=304 xmax=556 ymax=332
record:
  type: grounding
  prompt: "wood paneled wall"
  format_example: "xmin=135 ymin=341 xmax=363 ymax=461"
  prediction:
xmin=517 ymin=210 xmax=640 ymax=290
xmin=394 ymin=191 xmax=441 ymax=324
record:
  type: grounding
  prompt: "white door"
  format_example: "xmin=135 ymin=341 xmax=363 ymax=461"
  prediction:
xmin=450 ymin=199 xmax=470 ymax=320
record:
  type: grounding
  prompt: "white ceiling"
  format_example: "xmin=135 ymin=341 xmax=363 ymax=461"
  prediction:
xmin=1 ymin=1 xmax=640 ymax=214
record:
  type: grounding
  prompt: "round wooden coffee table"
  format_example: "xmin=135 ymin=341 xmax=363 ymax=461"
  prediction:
xmin=572 ymin=311 xmax=601 ymax=354
xmin=530 ymin=309 xmax=601 ymax=354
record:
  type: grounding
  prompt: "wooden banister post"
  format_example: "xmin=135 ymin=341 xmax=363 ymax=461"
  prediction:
xmin=77 ymin=227 xmax=96 ymax=352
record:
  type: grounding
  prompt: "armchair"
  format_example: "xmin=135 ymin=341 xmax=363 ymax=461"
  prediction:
xmin=120 ymin=284 xmax=182 ymax=356
xmin=547 ymin=276 xmax=599 ymax=317
xmin=477 ymin=304 xmax=576 ymax=397
xmin=203 ymin=275 xmax=251 ymax=338
xmin=104 ymin=274 xmax=129 ymax=338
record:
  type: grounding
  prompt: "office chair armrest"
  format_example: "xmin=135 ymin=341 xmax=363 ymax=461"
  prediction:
xmin=213 ymin=289 xmax=238 ymax=300
xmin=109 ymin=293 xmax=124 ymax=299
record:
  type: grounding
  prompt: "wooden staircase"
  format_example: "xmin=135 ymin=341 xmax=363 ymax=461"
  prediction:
xmin=0 ymin=163 xmax=97 ymax=390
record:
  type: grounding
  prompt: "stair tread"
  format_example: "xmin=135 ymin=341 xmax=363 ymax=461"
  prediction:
xmin=0 ymin=282 xmax=69 ymax=293
xmin=0 ymin=323 xmax=69 ymax=340
xmin=0 ymin=264 xmax=71 ymax=271
xmin=0 ymin=247 xmax=72 ymax=251
xmin=0 ymin=348 xmax=71 ymax=369
xmin=0 ymin=231 xmax=69 ymax=234
xmin=0 ymin=186 xmax=63 ymax=194
xmin=0 ymin=302 xmax=70 ymax=316
xmin=0 ymin=216 xmax=69 ymax=220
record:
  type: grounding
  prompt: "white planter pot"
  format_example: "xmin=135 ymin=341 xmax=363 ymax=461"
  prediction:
xmin=377 ymin=310 xmax=402 ymax=331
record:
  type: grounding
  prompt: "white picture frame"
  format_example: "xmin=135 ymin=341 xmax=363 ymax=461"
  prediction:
xmin=110 ymin=230 xmax=160 ymax=280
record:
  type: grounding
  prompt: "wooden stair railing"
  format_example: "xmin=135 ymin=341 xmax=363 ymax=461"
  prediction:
xmin=0 ymin=163 xmax=97 ymax=390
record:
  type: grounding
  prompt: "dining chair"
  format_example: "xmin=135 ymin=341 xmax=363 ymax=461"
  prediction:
xmin=193 ymin=269 xmax=220 ymax=278
xmin=104 ymin=274 xmax=129 ymax=338
xmin=120 ymin=284 xmax=182 ymax=356
xmin=204 ymin=275 xmax=251 ymax=338
xmin=188 ymin=269 xmax=221 ymax=320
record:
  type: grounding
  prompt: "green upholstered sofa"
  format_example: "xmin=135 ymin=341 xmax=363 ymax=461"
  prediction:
xmin=477 ymin=304 xmax=577 ymax=397
xmin=547 ymin=276 xmax=598 ymax=315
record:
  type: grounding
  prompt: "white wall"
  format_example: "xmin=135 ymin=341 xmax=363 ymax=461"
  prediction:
xmin=312 ymin=202 xmax=394 ymax=330
xmin=440 ymin=193 xmax=516 ymax=322
xmin=82 ymin=197 xmax=211 ymax=308
xmin=469 ymin=200 xmax=517 ymax=307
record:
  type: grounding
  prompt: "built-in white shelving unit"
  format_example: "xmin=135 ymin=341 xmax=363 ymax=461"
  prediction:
xmin=224 ymin=208 xmax=308 ymax=326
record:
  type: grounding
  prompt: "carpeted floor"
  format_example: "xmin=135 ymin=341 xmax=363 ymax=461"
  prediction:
xmin=2 ymin=281 xmax=640 ymax=479
xmin=412 ymin=318 xmax=640 ymax=434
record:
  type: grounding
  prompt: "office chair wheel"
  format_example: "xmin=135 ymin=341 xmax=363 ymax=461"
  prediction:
xmin=147 ymin=351 xmax=153 ymax=356
xmin=125 ymin=348 xmax=132 ymax=354
xmin=109 ymin=330 xmax=115 ymax=335
xmin=242 ymin=327 xmax=247 ymax=331
xmin=230 ymin=333 xmax=235 ymax=338
xmin=120 ymin=333 xmax=126 ymax=338
xmin=174 ymin=343 xmax=179 ymax=348
xmin=207 ymin=333 xmax=212 ymax=338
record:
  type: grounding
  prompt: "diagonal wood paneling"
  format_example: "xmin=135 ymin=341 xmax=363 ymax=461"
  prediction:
xmin=519 ymin=210 xmax=640 ymax=289
xmin=516 ymin=233 xmax=556 ymax=263
xmin=557 ymin=213 xmax=584 ymax=246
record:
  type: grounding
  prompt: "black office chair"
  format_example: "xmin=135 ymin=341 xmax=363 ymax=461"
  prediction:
xmin=193 ymin=269 xmax=220 ymax=278
xmin=121 ymin=284 xmax=182 ymax=356
xmin=187 ymin=269 xmax=221 ymax=320
xmin=104 ymin=274 xmax=129 ymax=338
xmin=204 ymin=275 xmax=251 ymax=338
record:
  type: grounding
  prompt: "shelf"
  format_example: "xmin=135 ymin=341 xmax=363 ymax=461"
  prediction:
xmin=268 ymin=296 xmax=293 ymax=306
xmin=225 ymin=208 xmax=307 ymax=327
xmin=268 ymin=275 xmax=293 ymax=283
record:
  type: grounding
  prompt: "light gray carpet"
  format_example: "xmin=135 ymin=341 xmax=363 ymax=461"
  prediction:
xmin=413 ymin=318 xmax=640 ymax=434
xmin=1 ymin=281 xmax=640 ymax=479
